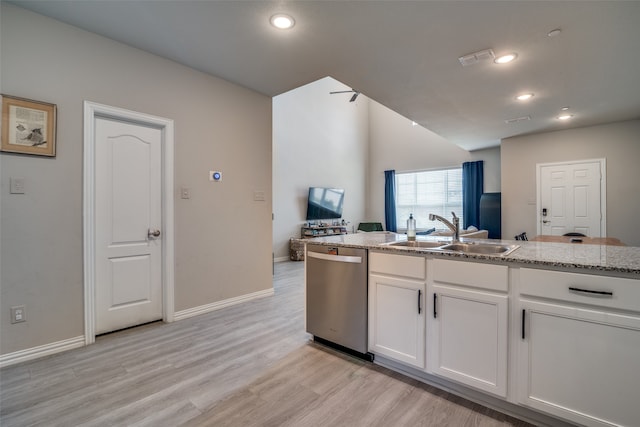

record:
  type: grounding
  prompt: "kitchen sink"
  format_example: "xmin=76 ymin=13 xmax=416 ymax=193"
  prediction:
xmin=440 ymin=242 xmax=520 ymax=256
xmin=381 ymin=240 xmax=520 ymax=256
xmin=384 ymin=240 xmax=448 ymax=248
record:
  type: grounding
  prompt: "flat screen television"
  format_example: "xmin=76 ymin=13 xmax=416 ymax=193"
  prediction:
xmin=306 ymin=187 xmax=344 ymax=220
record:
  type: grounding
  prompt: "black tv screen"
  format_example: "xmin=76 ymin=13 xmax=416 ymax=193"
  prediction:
xmin=306 ymin=187 xmax=344 ymax=220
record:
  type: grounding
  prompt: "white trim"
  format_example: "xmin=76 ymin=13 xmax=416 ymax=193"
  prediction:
xmin=536 ymin=158 xmax=606 ymax=237
xmin=0 ymin=336 xmax=85 ymax=368
xmin=274 ymin=256 xmax=291 ymax=263
xmin=83 ymin=101 xmax=175 ymax=345
xmin=173 ymin=289 xmax=275 ymax=321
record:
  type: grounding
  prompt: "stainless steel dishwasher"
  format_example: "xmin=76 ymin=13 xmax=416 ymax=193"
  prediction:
xmin=306 ymin=244 xmax=371 ymax=359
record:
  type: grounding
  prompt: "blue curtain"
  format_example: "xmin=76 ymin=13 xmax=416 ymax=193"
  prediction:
xmin=384 ymin=170 xmax=397 ymax=232
xmin=462 ymin=161 xmax=484 ymax=229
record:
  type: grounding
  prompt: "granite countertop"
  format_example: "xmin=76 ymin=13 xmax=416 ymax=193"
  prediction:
xmin=298 ymin=232 xmax=640 ymax=275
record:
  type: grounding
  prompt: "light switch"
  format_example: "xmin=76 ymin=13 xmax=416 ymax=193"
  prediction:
xmin=10 ymin=177 xmax=25 ymax=194
xmin=181 ymin=187 xmax=191 ymax=199
xmin=10 ymin=305 xmax=26 ymax=323
xmin=254 ymin=191 xmax=266 ymax=201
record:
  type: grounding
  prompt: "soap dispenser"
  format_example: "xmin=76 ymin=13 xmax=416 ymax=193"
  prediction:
xmin=407 ymin=213 xmax=416 ymax=241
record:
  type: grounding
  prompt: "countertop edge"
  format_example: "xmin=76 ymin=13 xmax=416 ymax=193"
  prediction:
xmin=296 ymin=235 xmax=640 ymax=276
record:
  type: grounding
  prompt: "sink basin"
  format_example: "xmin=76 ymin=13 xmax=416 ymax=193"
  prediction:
xmin=384 ymin=240 xmax=447 ymax=248
xmin=381 ymin=240 xmax=520 ymax=256
xmin=440 ymin=242 xmax=519 ymax=256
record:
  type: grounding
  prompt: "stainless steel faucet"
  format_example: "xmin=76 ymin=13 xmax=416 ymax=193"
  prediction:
xmin=429 ymin=212 xmax=460 ymax=242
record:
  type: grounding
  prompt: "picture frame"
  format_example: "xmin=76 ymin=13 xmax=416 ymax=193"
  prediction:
xmin=1 ymin=94 xmax=57 ymax=157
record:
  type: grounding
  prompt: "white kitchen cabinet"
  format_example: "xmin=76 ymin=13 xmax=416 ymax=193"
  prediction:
xmin=369 ymin=252 xmax=426 ymax=369
xmin=428 ymin=259 xmax=509 ymax=397
xmin=517 ymin=268 xmax=640 ymax=427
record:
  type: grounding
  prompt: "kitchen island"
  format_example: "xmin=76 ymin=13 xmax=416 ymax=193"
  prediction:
xmin=299 ymin=232 xmax=640 ymax=427
xmin=299 ymin=232 xmax=640 ymax=275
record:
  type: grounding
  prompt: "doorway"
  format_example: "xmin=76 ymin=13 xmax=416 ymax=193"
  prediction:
xmin=536 ymin=159 xmax=606 ymax=237
xmin=83 ymin=101 xmax=174 ymax=344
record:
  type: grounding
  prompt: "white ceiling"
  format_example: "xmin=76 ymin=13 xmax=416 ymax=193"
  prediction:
xmin=9 ymin=1 xmax=640 ymax=151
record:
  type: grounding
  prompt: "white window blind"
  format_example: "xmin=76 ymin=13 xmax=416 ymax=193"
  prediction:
xmin=396 ymin=168 xmax=463 ymax=231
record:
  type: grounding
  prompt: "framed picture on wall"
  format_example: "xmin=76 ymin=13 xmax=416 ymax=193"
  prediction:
xmin=1 ymin=94 xmax=57 ymax=157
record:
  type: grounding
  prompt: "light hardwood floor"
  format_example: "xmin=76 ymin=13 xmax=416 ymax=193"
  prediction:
xmin=1 ymin=261 xmax=533 ymax=427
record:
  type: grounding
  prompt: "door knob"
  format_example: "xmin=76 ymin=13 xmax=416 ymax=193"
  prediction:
xmin=148 ymin=229 xmax=161 ymax=238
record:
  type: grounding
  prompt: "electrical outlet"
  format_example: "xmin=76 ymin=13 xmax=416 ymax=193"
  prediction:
xmin=10 ymin=305 xmax=26 ymax=324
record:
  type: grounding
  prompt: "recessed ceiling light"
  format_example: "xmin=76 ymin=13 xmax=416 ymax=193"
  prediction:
xmin=494 ymin=53 xmax=518 ymax=64
xmin=557 ymin=114 xmax=573 ymax=120
xmin=516 ymin=93 xmax=534 ymax=101
xmin=561 ymin=106 xmax=570 ymax=111
xmin=270 ymin=14 xmax=295 ymax=29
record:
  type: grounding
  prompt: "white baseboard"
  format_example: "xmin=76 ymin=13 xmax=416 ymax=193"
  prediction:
xmin=0 ymin=335 xmax=85 ymax=368
xmin=1 ymin=289 xmax=276 ymax=367
xmin=274 ymin=256 xmax=291 ymax=263
xmin=173 ymin=288 xmax=275 ymax=321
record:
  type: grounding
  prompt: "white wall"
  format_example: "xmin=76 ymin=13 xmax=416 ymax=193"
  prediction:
xmin=272 ymin=77 xmax=369 ymax=260
xmin=501 ymin=119 xmax=640 ymax=246
xmin=1 ymin=4 xmax=273 ymax=355
xmin=367 ymin=102 xmax=501 ymax=227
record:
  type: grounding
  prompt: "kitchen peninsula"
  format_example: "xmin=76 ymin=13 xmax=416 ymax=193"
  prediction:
xmin=300 ymin=232 xmax=640 ymax=427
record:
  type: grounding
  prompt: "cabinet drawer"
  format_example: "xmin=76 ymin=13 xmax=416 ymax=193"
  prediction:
xmin=370 ymin=251 xmax=425 ymax=280
xmin=431 ymin=259 xmax=508 ymax=292
xmin=520 ymin=268 xmax=640 ymax=312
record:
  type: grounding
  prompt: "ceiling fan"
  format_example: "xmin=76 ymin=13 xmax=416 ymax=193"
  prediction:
xmin=330 ymin=89 xmax=360 ymax=102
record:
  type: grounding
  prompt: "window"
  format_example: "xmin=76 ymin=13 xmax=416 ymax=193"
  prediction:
xmin=396 ymin=168 xmax=463 ymax=231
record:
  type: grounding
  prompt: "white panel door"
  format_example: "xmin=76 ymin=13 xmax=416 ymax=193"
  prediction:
xmin=95 ymin=117 xmax=162 ymax=334
xmin=539 ymin=160 xmax=603 ymax=237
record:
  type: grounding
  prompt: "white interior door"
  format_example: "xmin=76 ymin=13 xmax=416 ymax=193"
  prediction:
xmin=538 ymin=160 xmax=605 ymax=237
xmin=95 ymin=117 xmax=163 ymax=334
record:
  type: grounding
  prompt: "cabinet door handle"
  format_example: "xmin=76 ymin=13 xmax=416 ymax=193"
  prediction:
xmin=568 ymin=287 xmax=613 ymax=296
xmin=433 ymin=293 xmax=438 ymax=319
xmin=418 ymin=290 xmax=422 ymax=314
xmin=521 ymin=309 xmax=526 ymax=340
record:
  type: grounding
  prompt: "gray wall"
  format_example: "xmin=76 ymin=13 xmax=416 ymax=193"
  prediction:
xmin=501 ymin=119 xmax=640 ymax=246
xmin=272 ymin=77 xmax=369 ymax=260
xmin=367 ymin=101 xmax=501 ymax=228
xmin=1 ymin=4 xmax=273 ymax=355
xmin=469 ymin=147 xmax=501 ymax=194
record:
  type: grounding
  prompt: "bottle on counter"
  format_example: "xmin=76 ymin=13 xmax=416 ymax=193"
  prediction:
xmin=407 ymin=213 xmax=416 ymax=241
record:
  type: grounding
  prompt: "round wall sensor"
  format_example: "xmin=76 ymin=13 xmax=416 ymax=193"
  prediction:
xmin=210 ymin=171 xmax=222 ymax=181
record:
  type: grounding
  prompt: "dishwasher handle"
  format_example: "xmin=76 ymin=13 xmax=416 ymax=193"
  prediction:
xmin=307 ymin=251 xmax=363 ymax=264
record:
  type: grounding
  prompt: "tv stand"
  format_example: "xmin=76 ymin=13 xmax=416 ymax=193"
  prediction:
xmin=301 ymin=225 xmax=347 ymax=239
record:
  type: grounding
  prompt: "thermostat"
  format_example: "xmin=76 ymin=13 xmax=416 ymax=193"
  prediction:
xmin=209 ymin=171 xmax=222 ymax=182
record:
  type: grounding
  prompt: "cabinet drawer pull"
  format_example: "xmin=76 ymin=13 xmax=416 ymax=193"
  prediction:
xmin=433 ymin=293 xmax=438 ymax=319
xmin=568 ymin=287 xmax=613 ymax=296
xmin=521 ymin=309 xmax=526 ymax=340
xmin=418 ymin=290 xmax=422 ymax=314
